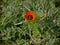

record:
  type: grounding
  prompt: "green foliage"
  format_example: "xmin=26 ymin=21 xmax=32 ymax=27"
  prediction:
xmin=0 ymin=0 xmax=60 ymax=45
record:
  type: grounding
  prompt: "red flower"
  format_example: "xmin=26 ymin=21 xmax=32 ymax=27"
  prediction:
xmin=52 ymin=19 xmax=56 ymax=24
xmin=25 ymin=11 xmax=36 ymax=21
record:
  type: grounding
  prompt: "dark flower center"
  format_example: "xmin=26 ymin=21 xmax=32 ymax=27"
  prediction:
xmin=28 ymin=15 xmax=33 ymax=20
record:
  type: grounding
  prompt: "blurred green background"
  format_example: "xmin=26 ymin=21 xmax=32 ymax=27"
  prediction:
xmin=0 ymin=0 xmax=60 ymax=45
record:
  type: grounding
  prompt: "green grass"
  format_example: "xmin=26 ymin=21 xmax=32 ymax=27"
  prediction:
xmin=0 ymin=0 xmax=60 ymax=45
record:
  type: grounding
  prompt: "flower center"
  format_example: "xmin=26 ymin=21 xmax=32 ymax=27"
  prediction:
xmin=28 ymin=15 xmax=33 ymax=20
